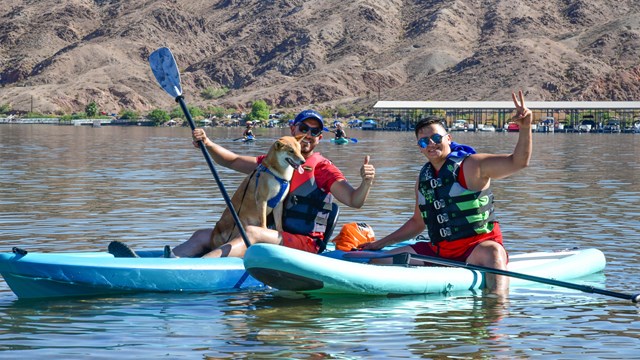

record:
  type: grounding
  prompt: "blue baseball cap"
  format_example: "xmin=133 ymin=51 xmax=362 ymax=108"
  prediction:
xmin=293 ymin=109 xmax=324 ymax=128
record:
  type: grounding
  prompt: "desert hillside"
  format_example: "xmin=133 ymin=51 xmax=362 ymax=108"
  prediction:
xmin=1 ymin=0 xmax=640 ymax=115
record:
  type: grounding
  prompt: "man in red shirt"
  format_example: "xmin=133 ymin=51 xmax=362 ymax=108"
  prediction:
xmin=173 ymin=109 xmax=375 ymax=258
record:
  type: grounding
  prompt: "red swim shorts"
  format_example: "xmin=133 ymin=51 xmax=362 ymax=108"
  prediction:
xmin=281 ymin=231 xmax=319 ymax=253
xmin=411 ymin=222 xmax=506 ymax=262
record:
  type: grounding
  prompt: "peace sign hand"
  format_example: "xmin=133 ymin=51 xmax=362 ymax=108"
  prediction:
xmin=511 ymin=90 xmax=532 ymax=129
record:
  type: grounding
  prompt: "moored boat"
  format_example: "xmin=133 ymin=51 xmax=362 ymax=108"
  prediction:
xmin=478 ymin=124 xmax=496 ymax=132
xmin=506 ymin=122 xmax=520 ymax=132
xmin=0 ymin=249 xmax=262 ymax=299
xmin=243 ymin=244 xmax=607 ymax=296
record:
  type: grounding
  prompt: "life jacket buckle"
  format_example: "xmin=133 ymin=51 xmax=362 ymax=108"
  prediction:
xmin=433 ymin=199 xmax=446 ymax=210
xmin=439 ymin=227 xmax=452 ymax=238
xmin=436 ymin=213 xmax=449 ymax=224
xmin=429 ymin=178 xmax=442 ymax=189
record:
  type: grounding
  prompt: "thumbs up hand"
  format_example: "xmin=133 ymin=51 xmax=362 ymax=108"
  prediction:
xmin=360 ymin=155 xmax=375 ymax=184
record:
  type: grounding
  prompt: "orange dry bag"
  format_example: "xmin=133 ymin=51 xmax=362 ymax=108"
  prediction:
xmin=331 ymin=222 xmax=375 ymax=251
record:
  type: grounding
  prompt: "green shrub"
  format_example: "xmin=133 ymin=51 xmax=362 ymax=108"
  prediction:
xmin=246 ymin=100 xmax=270 ymax=121
xmin=0 ymin=103 xmax=11 ymax=114
xmin=120 ymin=109 xmax=139 ymax=120
xmin=85 ymin=101 xmax=98 ymax=117
xmin=147 ymin=109 xmax=170 ymax=125
xmin=201 ymin=86 xmax=229 ymax=100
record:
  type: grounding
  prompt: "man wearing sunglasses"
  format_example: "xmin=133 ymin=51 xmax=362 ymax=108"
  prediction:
xmin=170 ymin=109 xmax=375 ymax=258
xmin=360 ymin=91 xmax=532 ymax=295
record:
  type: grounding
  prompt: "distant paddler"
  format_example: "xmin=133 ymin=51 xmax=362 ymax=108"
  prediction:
xmin=330 ymin=122 xmax=358 ymax=144
xmin=334 ymin=122 xmax=347 ymax=140
xmin=241 ymin=121 xmax=255 ymax=141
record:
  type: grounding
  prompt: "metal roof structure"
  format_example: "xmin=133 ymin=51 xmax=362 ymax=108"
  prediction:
xmin=373 ymin=101 xmax=640 ymax=110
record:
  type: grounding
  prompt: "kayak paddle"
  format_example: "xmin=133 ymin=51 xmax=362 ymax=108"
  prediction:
xmin=148 ymin=47 xmax=251 ymax=249
xmin=343 ymin=251 xmax=639 ymax=303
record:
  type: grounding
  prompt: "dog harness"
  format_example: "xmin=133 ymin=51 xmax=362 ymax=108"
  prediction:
xmin=255 ymin=164 xmax=290 ymax=208
xmin=417 ymin=154 xmax=496 ymax=245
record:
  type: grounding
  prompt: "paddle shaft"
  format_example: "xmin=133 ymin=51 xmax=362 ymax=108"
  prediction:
xmin=410 ymin=253 xmax=640 ymax=303
xmin=176 ymin=96 xmax=252 ymax=249
xmin=345 ymin=251 xmax=639 ymax=303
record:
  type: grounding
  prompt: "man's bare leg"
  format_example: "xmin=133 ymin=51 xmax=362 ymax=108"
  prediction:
xmin=466 ymin=241 xmax=509 ymax=295
xmin=173 ymin=228 xmax=214 ymax=258
xmin=202 ymin=225 xmax=283 ymax=258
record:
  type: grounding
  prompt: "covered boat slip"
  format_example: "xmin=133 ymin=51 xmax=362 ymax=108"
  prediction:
xmin=0 ymin=250 xmax=262 ymax=299
xmin=243 ymin=244 xmax=608 ymax=296
xmin=373 ymin=100 xmax=640 ymax=130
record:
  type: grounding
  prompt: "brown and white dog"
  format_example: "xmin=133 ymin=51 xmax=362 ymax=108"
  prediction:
xmin=209 ymin=135 xmax=305 ymax=249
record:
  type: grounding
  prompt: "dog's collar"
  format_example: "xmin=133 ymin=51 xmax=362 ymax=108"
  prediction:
xmin=255 ymin=164 xmax=290 ymax=208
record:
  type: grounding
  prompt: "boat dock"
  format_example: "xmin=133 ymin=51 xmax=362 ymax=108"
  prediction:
xmin=372 ymin=100 xmax=640 ymax=133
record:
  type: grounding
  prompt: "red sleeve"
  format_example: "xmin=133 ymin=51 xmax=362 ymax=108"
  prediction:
xmin=458 ymin=160 xmax=468 ymax=188
xmin=315 ymin=159 xmax=346 ymax=193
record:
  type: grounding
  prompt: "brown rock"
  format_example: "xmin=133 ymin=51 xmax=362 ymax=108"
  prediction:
xmin=1 ymin=0 xmax=640 ymax=114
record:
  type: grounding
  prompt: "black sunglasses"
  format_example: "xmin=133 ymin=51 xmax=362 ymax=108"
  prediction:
xmin=417 ymin=133 xmax=446 ymax=148
xmin=297 ymin=122 xmax=323 ymax=137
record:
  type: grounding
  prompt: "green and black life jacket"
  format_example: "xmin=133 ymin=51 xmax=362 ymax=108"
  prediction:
xmin=282 ymin=153 xmax=335 ymax=252
xmin=417 ymin=154 xmax=496 ymax=244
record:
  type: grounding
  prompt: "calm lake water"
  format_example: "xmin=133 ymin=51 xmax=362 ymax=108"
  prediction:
xmin=1 ymin=125 xmax=639 ymax=359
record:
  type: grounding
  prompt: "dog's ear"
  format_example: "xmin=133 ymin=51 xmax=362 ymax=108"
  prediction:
xmin=274 ymin=139 xmax=285 ymax=150
xmin=295 ymin=134 xmax=305 ymax=143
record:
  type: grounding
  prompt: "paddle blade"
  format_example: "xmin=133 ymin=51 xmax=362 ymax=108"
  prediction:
xmin=149 ymin=47 xmax=183 ymax=98
xmin=350 ymin=138 xmax=358 ymax=143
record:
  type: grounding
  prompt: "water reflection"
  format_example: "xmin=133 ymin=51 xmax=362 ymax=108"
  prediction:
xmin=198 ymin=291 xmax=513 ymax=359
xmin=1 ymin=287 xmax=638 ymax=358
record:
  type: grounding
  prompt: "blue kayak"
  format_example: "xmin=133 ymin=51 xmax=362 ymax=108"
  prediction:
xmin=243 ymin=244 xmax=607 ymax=296
xmin=0 ymin=249 xmax=262 ymax=299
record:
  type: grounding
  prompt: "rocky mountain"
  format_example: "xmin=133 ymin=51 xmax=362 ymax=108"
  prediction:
xmin=1 ymin=0 xmax=640 ymax=115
